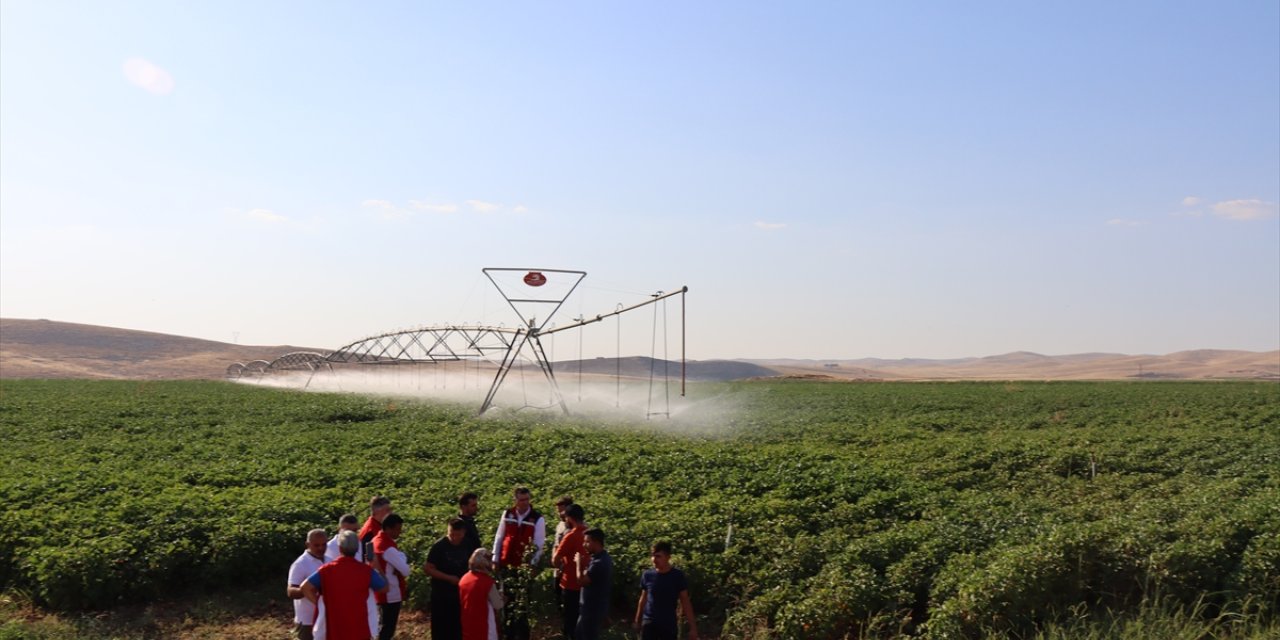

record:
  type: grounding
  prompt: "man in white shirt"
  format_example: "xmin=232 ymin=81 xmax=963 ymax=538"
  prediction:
xmin=287 ymin=528 xmax=329 ymax=640
xmin=492 ymin=487 xmax=546 ymax=640
xmin=326 ymin=514 xmax=362 ymax=563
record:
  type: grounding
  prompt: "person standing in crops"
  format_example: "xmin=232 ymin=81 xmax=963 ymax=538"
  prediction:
xmin=327 ymin=514 xmax=363 ymax=563
xmin=574 ymin=528 xmax=612 ymax=640
xmin=425 ymin=518 xmax=473 ymax=640
xmin=360 ymin=496 xmax=393 ymax=563
xmin=551 ymin=495 xmax=575 ymax=605
xmin=373 ymin=514 xmax=411 ymax=640
xmin=457 ymin=492 xmax=483 ymax=554
xmin=551 ymin=504 xmax=586 ymax=640
xmin=303 ymin=530 xmax=389 ymax=640
xmin=633 ymin=541 xmax=698 ymax=640
xmin=287 ymin=528 xmax=329 ymax=640
xmin=459 ymin=548 xmax=505 ymax=640
xmin=491 ymin=487 xmax=545 ymax=640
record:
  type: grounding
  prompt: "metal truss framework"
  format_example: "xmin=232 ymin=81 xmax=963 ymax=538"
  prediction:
xmin=228 ymin=268 xmax=687 ymax=416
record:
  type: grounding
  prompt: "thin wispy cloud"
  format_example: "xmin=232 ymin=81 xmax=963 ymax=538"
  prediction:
xmin=361 ymin=199 xmax=408 ymax=221
xmin=1211 ymin=199 xmax=1278 ymax=222
xmin=466 ymin=200 xmax=501 ymax=213
xmin=365 ymin=198 xmax=526 ymax=219
xmin=1182 ymin=196 xmax=1203 ymax=207
xmin=754 ymin=221 xmax=787 ymax=230
xmin=122 ymin=57 xmax=175 ymax=95
xmin=247 ymin=208 xmax=287 ymax=223
xmin=409 ymin=200 xmax=458 ymax=213
xmin=1106 ymin=218 xmax=1143 ymax=227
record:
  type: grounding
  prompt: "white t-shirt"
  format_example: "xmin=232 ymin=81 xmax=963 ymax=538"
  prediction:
xmin=287 ymin=551 xmax=326 ymax=625
xmin=325 ymin=535 xmax=363 ymax=563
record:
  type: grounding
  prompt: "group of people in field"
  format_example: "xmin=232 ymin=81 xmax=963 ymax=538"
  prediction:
xmin=286 ymin=488 xmax=698 ymax=640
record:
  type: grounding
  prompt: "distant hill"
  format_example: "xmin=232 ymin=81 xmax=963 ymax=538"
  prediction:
xmin=553 ymin=356 xmax=775 ymax=381
xmin=2 ymin=318 xmax=1276 ymax=381
xmin=750 ymin=349 xmax=1280 ymax=381
xmin=0 ymin=319 xmax=777 ymax=382
xmin=0 ymin=318 xmax=314 ymax=380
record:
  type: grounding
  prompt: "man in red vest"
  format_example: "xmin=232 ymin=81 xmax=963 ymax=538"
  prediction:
xmin=303 ymin=530 xmax=389 ymax=640
xmin=490 ymin=487 xmax=545 ymax=640
xmin=552 ymin=504 xmax=587 ymax=640
xmin=373 ymin=514 xmax=410 ymax=640
xmin=359 ymin=496 xmax=393 ymax=563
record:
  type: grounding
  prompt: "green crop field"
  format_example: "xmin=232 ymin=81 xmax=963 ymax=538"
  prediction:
xmin=1 ymin=379 xmax=1277 ymax=639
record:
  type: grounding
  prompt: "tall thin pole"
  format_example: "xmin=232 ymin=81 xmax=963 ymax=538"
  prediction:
xmin=681 ymin=287 xmax=686 ymax=397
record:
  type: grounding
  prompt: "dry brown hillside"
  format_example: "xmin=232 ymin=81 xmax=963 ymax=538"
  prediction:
xmin=755 ymin=349 xmax=1280 ymax=380
xmin=2 ymin=318 xmax=1276 ymax=381
xmin=0 ymin=318 xmax=316 ymax=380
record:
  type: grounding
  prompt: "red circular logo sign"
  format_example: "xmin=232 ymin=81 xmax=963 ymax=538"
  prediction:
xmin=523 ymin=271 xmax=547 ymax=287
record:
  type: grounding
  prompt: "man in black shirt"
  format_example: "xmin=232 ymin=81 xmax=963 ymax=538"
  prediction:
xmin=424 ymin=518 xmax=474 ymax=640
xmin=457 ymin=492 xmax=482 ymax=554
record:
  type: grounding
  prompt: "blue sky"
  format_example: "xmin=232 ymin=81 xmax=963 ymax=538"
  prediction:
xmin=2 ymin=2 xmax=1277 ymax=359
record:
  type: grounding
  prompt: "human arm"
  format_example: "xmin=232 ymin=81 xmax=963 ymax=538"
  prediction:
xmin=491 ymin=515 xmax=506 ymax=561
xmin=575 ymin=551 xmax=591 ymax=586
xmin=424 ymin=561 xmax=460 ymax=584
xmin=303 ymin=572 xmax=322 ymax=604
xmin=680 ymin=588 xmax=699 ymax=640
xmin=487 ymin=583 xmax=505 ymax=610
xmin=529 ymin=516 xmax=547 ymax=566
xmin=384 ymin=547 xmax=411 ymax=580
xmin=370 ymin=568 xmax=389 ymax=594
xmin=634 ymin=590 xmax=648 ymax=629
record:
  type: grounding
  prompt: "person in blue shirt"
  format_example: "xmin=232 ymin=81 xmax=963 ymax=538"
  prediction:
xmin=573 ymin=528 xmax=612 ymax=640
xmin=633 ymin=541 xmax=698 ymax=640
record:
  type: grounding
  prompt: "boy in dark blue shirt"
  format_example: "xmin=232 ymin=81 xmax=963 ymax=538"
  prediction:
xmin=634 ymin=541 xmax=698 ymax=640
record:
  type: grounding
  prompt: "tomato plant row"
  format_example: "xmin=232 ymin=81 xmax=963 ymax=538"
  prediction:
xmin=0 ymin=379 xmax=1276 ymax=638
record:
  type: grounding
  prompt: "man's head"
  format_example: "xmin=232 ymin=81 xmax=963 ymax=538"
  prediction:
xmin=307 ymin=528 xmax=327 ymax=557
xmin=447 ymin=517 xmax=467 ymax=545
xmin=458 ymin=492 xmax=479 ymax=517
xmin=370 ymin=496 xmax=392 ymax=521
xmin=583 ymin=527 xmax=606 ymax=554
xmin=650 ymin=541 xmax=673 ymax=571
xmin=565 ymin=504 xmax=585 ymax=528
xmin=337 ymin=530 xmax=360 ymax=557
xmin=383 ymin=513 xmax=404 ymax=539
xmin=555 ymin=495 xmax=574 ymax=520
xmin=338 ymin=513 xmax=359 ymax=532
xmin=512 ymin=487 xmax=532 ymax=512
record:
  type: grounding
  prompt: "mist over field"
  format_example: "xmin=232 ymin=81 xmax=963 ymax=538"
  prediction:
xmin=238 ymin=366 xmax=749 ymax=434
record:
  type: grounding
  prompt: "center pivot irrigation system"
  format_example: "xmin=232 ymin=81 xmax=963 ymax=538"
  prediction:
xmin=227 ymin=268 xmax=688 ymax=417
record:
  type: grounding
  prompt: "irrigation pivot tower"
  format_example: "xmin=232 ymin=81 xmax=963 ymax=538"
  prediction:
xmin=477 ymin=268 xmax=687 ymax=415
xmin=226 ymin=267 xmax=688 ymax=418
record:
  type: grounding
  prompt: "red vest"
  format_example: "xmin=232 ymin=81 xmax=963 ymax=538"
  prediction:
xmin=372 ymin=531 xmax=406 ymax=605
xmin=459 ymin=570 xmax=497 ymax=640
xmin=499 ymin=507 xmax=541 ymax=567
xmin=317 ymin=556 xmax=374 ymax=640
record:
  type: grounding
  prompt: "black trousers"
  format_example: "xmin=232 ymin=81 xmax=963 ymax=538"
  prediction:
xmin=641 ymin=622 xmax=678 ymax=640
xmin=378 ymin=601 xmax=402 ymax=640
xmin=560 ymin=589 xmax=580 ymax=640
xmin=430 ymin=590 xmax=462 ymax=640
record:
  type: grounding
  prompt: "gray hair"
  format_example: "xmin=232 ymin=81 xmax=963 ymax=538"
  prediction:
xmin=337 ymin=529 xmax=360 ymax=557
xmin=469 ymin=547 xmax=494 ymax=573
xmin=307 ymin=528 xmax=327 ymax=543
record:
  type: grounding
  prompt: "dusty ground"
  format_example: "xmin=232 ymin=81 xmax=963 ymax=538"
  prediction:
xmin=1 ymin=585 xmax=635 ymax=639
